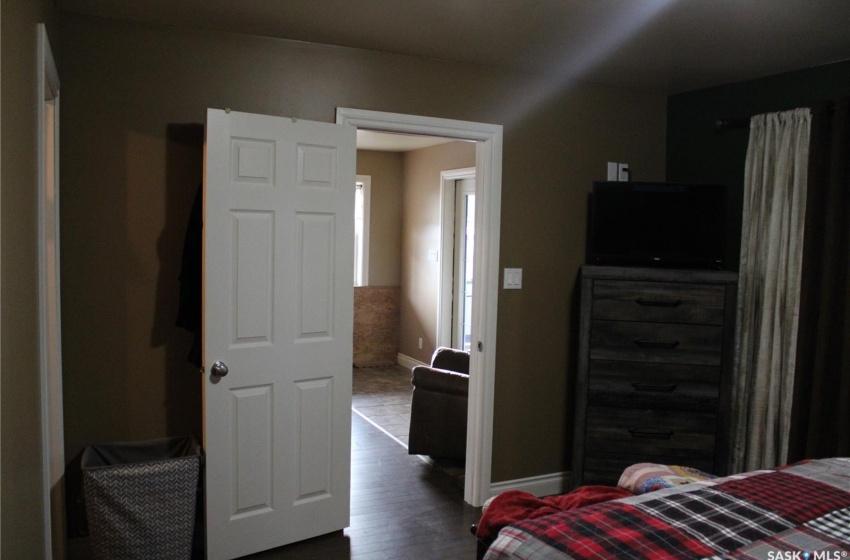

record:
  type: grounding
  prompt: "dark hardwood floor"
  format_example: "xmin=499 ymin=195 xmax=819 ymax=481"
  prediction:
xmin=68 ymin=394 xmax=480 ymax=559
xmin=243 ymin=411 xmax=481 ymax=560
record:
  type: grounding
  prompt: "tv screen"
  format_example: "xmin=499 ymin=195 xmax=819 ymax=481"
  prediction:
xmin=588 ymin=181 xmax=726 ymax=269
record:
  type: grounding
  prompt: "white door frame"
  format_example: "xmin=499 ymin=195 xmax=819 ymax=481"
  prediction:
xmin=0 ymin=15 xmax=3 ymax=549
xmin=336 ymin=108 xmax=501 ymax=507
xmin=354 ymin=175 xmax=371 ymax=287
xmin=37 ymin=23 xmax=66 ymax=560
xmin=452 ymin=177 xmax=476 ymax=350
xmin=437 ymin=167 xmax=476 ymax=349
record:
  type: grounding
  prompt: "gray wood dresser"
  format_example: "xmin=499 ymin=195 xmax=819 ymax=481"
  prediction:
xmin=572 ymin=265 xmax=738 ymax=487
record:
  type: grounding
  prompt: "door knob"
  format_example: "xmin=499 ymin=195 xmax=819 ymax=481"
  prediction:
xmin=211 ymin=361 xmax=229 ymax=377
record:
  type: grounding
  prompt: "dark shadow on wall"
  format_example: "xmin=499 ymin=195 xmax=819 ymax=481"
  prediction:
xmin=64 ymin=124 xmax=206 ymax=543
xmin=155 ymin=123 xmax=204 ymax=442
xmin=159 ymin=122 xmax=208 ymax=558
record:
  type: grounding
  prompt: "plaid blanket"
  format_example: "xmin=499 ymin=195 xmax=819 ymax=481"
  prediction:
xmin=484 ymin=458 xmax=850 ymax=559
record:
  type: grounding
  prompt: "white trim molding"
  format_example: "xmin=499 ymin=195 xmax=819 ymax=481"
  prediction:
xmin=337 ymin=108 xmax=502 ymax=507
xmin=396 ymin=353 xmax=428 ymax=370
xmin=437 ymin=167 xmax=476 ymax=348
xmin=489 ymin=471 xmax=572 ymax=499
xmin=354 ymin=175 xmax=371 ymax=287
xmin=38 ymin=23 xmax=65 ymax=560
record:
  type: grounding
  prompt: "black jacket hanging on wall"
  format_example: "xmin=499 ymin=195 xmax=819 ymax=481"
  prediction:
xmin=177 ymin=183 xmax=202 ymax=368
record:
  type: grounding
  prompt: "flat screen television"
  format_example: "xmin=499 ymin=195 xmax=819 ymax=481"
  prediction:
xmin=587 ymin=181 xmax=726 ymax=269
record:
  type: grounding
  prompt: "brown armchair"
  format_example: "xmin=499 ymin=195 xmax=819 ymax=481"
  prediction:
xmin=408 ymin=347 xmax=470 ymax=459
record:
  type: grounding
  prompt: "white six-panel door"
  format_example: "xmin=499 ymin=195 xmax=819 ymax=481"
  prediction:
xmin=204 ymin=109 xmax=355 ymax=560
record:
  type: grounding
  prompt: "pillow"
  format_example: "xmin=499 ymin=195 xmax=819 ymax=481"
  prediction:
xmin=618 ymin=463 xmax=716 ymax=495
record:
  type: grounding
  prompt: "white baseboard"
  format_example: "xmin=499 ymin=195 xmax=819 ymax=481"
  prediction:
xmin=489 ymin=471 xmax=571 ymax=499
xmin=397 ymin=353 xmax=428 ymax=370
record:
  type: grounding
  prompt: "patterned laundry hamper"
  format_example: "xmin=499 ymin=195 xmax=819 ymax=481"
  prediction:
xmin=82 ymin=435 xmax=202 ymax=560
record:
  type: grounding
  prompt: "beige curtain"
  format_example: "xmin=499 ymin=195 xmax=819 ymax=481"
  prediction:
xmin=732 ymin=108 xmax=811 ymax=472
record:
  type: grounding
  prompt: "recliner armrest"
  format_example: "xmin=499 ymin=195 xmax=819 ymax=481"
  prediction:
xmin=411 ymin=366 xmax=469 ymax=397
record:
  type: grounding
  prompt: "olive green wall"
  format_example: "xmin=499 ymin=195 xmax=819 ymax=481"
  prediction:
xmin=1 ymin=0 xmax=59 ymax=556
xmin=400 ymin=141 xmax=476 ymax=364
xmin=667 ymin=60 xmax=850 ymax=270
xmin=57 ymin=12 xmax=666 ymax=486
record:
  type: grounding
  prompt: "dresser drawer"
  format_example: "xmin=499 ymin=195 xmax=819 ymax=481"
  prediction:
xmin=574 ymin=267 xmax=737 ymax=489
xmin=585 ymin=406 xmax=717 ymax=458
xmin=590 ymin=320 xmax=723 ymax=365
xmin=588 ymin=360 xmax=720 ymax=411
xmin=592 ymin=280 xmax=726 ymax=325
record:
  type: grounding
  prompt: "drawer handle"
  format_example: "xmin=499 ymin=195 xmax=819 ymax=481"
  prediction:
xmin=634 ymin=339 xmax=680 ymax=349
xmin=631 ymin=382 xmax=677 ymax=393
xmin=635 ymin=298 xmax=682 ymax=308
xmin=628 ymin=428 xmax=674 ymax=440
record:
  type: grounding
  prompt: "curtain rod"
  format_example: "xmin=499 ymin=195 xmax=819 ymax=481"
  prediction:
xmin=714 ymin=117 xmax=750 ymax=130
xmin=715 ymin=102 xmax=834 ymax=131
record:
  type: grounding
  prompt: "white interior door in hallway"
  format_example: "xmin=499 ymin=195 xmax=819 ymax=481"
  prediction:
xmin=204 ymin=108 xmax=355 ymax=560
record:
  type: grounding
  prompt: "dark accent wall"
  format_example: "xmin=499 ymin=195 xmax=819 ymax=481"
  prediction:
xmin=666 ymin=60 xmax=850 ymax=270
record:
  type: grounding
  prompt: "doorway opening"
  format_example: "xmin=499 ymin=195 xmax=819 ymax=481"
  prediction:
xmin=351 ymin=140 xmax=475 ymax=485
xmin=438 ymin=168 xmax=476 ymax=351
xmin=338 ymin=108 xmax=503 ymax=507
xmin=453 ymin=178 xmax=475 ymax=352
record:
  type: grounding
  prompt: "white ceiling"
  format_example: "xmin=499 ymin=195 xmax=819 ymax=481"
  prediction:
xmin=58 ymin=0 xmax=850 ymax=96
xmin=356 ymin=131 xmax=458 ymax=152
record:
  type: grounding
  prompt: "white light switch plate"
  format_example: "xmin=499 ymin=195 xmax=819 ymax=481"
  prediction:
xmin=607 ymin=162 xmax=618 ymax=181
xmin=504 ymin=268 xmax=522 ymax=289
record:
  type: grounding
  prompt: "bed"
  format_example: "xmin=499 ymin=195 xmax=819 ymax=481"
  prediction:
xmin=482 ymin=458 xmax=850 ymax=559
